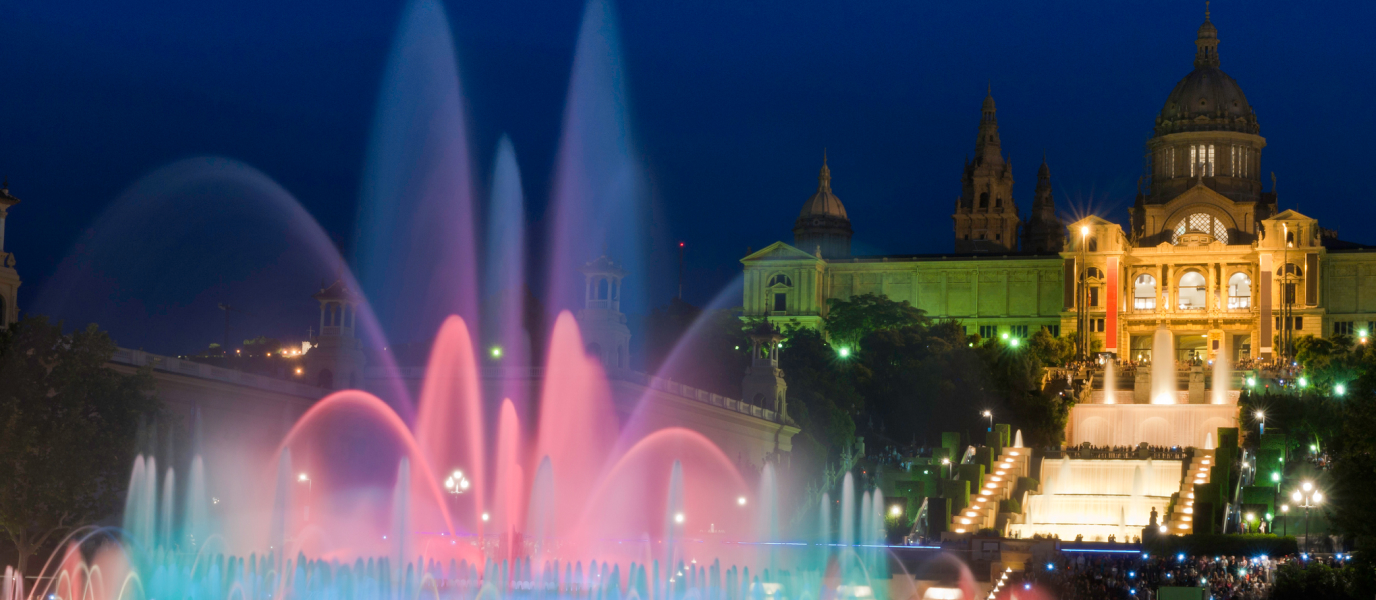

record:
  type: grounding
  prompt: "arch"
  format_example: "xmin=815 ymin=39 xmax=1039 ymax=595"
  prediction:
xmin=1078 ymin=416 xmax=1111 ymax=446
xmin=1178 ymin=271 xmax=1206 ymax=310
xmin=979 ymin=192 xmax=989 ymax=208
xmin=1137 ymin=417 xmax=1172 ymax=447
xmin=597 ymin=278 xmax=609 ymax=300
xmin=1134 ymin=274 xmax=1158 ymax=310
xmin=1085 ymin=267 xmax=1105 ymax=280
xmin=317 ymin=369 xmax=334 ymax=389
xmin=752 ymin=392 xmax=765 ymax=406
xmin=1276 ymin=263 xmax=1302 ymax=277
xmin=768 ymin=273 xmax=793 ymax=287
xmin=1228 ymin=272 xmax=1252 ymax=309
xmin=1165 ymin=203 xmax=1238 ymax=245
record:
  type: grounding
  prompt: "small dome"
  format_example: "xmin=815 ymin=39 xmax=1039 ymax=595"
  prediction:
xmin=798 ymin=159 xmax=848 ymax=220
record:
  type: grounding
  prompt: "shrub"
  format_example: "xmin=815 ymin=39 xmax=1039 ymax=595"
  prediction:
xmin=999 ymin=498 xmax=1022 ymax=514
xmin=1015 ymin=477 xmax=1039 ymax=495
xmin=1144 ymin=533 xmax=1298 ymax=557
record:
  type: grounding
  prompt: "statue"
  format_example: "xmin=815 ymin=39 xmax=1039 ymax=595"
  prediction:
xmin=1149 ymin=506 xmax=1159 ymax=528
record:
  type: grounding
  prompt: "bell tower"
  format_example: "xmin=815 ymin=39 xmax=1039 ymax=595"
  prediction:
xmin=0 ymin=181 xmax=21 ymax=327
xmin=304 ymin=279 xmax=368 ymax=390
xmin=1022 ymin=157 xmax=1064 ymax=253
xmin=953 ymin=87 xmax=1021 ymax=252
xmin=576 ymin=255 xmax=632 ymax=370
xmin=740 ymin=326 xmax=787 ymax=419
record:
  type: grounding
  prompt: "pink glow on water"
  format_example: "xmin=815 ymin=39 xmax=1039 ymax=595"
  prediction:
xmin=414 ymin=316 xmax=487 ymax=534
xmin=492 ymin=398 xmax=525 ymax=542
xmin=277 ymin=390 xmax=458 ymax=547
xmin=577 ymin=427 xmax=749 ymax=547
xmin=535 ymin=312 xmax=619 ymax=541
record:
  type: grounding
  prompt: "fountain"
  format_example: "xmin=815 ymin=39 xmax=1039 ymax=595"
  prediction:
xmin=1150 ymin=328 xmax=1177 ymax=404
xmin=1103 ymin=359 xmax=1117 ymax=404
xmin=1211 ymin=340 xmax=1231 ymax=404
xmin=10 ymin=0 xmax=913 ymax=598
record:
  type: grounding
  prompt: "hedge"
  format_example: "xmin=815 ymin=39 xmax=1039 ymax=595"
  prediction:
xmin=1144 ymin=533 xmax=1298 ymax=557
xmin=1015 ymin=477 xmax=1040 ymax=495
xmin=999 ymin=497 xmax=1022 ymax=514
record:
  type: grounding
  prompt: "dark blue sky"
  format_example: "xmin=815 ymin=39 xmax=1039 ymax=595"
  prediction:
xmin=3 ymin=0 xmax=1373 ymax=352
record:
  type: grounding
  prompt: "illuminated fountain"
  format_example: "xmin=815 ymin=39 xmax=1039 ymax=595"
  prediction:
xmin=1009 ymin=458 xmax=1184 ymax=542
xmin=10 ymin=0 xmax=912 ymax=598
xmin=1102 ymin=359 xmax=1117 ymax=404
xmin=1211 ymin=341 xmax=1231 ymax=404
xmin=1150 ymin=328 xmax=1178 ymax=404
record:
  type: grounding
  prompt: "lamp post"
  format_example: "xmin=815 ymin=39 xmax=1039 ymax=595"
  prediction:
xmin=982 ymin=410 xmax=993 ymax=433
xmin=1291 ymin=482 xmax=1322 ymax=552
xmin=1079 ymin=225 xmax=1090 ymax=360
xmin=1255 ymin=410 xmax=1265 ymax=436
xmin=941 ymin=457 xmax=952 ymax=479
xmin=1280 ymin=504 xmax=1289 ymax=536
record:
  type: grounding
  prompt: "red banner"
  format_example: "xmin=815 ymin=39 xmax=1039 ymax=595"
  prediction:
xmin=1106 ymin=256 xmax=1119 ymax=352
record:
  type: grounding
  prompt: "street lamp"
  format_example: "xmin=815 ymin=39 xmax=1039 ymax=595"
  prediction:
xmin=1255 ymin=410 xmax=1265 ymax=436
xmin=982 ymin=410 xmax=993 ymax=433
xmin=1280 ymin=504 xmax=1289 ymax=536
xmin=444 ymin=469 xmax=470 ymax=495
xmin=1292 ymin=482 xmax=1322 ymax=553
xmin=941 ymin=457 xmax=952 ymax=479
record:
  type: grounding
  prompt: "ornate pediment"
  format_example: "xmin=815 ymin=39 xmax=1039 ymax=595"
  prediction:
xmin=741 ymin=241 xmax=824 ymax=264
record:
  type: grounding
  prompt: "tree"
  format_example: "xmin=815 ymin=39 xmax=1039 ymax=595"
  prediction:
xmin=0 ymin=316 xmax=159 ymax=573
xmin=824 ymin=294 xmax=928 ymax=349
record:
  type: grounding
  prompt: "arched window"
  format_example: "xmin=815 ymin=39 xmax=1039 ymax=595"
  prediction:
xmin=1276 ymin=263 xmax=1302 ymax=277
xmin=1134 ymin=274 xmax=1157 ymax=310
xmin=1178 ymin=271 xmax=1206 ymax=310
xmin=979 ymin=192 xmax=989 ymax=208
xmin=768 ymin=274 xmax=793 ymax=287
xmin=1228 ymin=272 xmax=1251 ymax=309
xmin=995 ymin=197 xmax=1003 ymax=207
xmin=1172 ymin=213 xmax=1229 ymax=245
xmin=597 ymin=278 xmax=609 ymax=300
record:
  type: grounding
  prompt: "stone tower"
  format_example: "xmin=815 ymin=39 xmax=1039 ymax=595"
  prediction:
xmin=576 ymin=255 xmax=631 ymax=370
xmin=304 ymin=279 xmax=367 ymax=390
xmin=1022 ymin=157 xmax=1065 ymax=253
xmin=0 ymin=181 xmax=21 ymax=328
xmin=741 ymin=326 xmax=787 ymax=419
xmin=792 ymin=154 xmax=852 ymax=259
xmin=954 ymin=88 xmax=1021 ymax=253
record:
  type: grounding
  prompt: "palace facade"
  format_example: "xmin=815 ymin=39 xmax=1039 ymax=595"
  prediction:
xmin=743 ymin=13 xmax=1376 ymax=362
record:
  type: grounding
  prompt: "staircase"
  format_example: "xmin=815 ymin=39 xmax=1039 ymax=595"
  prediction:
xmin=949 ymin=447 xmax=1031 ymax=534
xmin=1164 ymin=449 xmax=1214 ymax=533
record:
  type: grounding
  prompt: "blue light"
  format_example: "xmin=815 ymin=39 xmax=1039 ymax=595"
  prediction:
xmin=1130 ymin=589 xmax=1136 ymax=595
xmin=1302 ymin=553 xmax=1309 ymax=560
xmin=1177 ymin=553 xmax=1185 ymax=562
xmin=1046 ymin=563 xmax=1054 ymax=571
xmin=1129 ymin=571 xmax=1136 ymax=578
xmin=1024 ymin=584 xmax=1031 ymax=590
xmin=1142 ymin=553 xmax=1150 ymax=559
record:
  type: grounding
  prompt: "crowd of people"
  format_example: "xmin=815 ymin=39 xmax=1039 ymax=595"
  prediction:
xmin=1063 ymin=444 xmax=1190 ymax=460
xmin=1019 ymin=553 xmax=1274 ymax=600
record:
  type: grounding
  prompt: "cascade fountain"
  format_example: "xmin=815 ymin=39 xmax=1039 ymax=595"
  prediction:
xmin=1103 ymin=359 xmax=1117 ymax=404
xmin=1009 ymin=457 xmax=1185 ymax=542
xmin=1150 ymin=328 xmax=1177 ymax=404
xmin=1212 ymin=340 xmax=1231 ymax=404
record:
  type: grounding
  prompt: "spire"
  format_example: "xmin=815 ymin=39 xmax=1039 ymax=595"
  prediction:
xmin=974 ymin=86 xmax=1002 ymax=164
xmin=1194 ymin=1 xmax=1220 ymax=68
xmin=817 ymin=151 xmax=832 ymax=192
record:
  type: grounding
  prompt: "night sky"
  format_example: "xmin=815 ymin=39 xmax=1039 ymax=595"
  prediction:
xmin=3 ymin=0 xmax=1373 ymax=353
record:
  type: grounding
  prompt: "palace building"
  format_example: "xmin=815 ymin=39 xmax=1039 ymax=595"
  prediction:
xmin=743 ymin=12 xmax=1376 ymax=363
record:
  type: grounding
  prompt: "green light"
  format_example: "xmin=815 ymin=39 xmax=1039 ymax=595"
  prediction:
xmin=1247 ymin=377 xmax=1256 ymax=387
xmin=1336 ymin=383 xmax=1347 ymax=396
xmin=838 ymin=347 xmax=851 ymax=358
xmin=1266 ymin=513 xmax=1274 ymax=521
xmin=1001 ymin=332 xmax=1009 ymax=340
xmin=1010 ymin=338 xmax=1020 ymax=348
xmin=1298 ymin=376 xmax=1308 ymax=388
xmin=1361 ymin=330 xmax=1370 ymax=338
xmin=490 ymin=346 xmax=503 ymax=359
xmin=1271 ymin=472 xmax=1280 ymax=482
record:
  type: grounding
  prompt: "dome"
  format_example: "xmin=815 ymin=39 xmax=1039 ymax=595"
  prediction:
xmin=1154 ymin=16 xmax=1259 ymax=136
xmin=798 ymin=159 xmax=848 ymax=220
